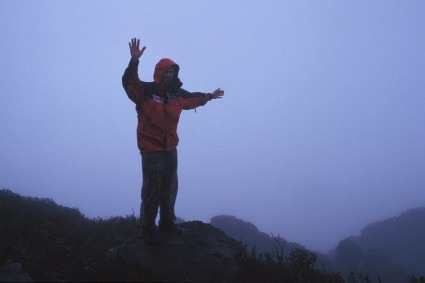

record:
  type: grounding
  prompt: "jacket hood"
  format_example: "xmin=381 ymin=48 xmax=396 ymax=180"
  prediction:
xmin=153 ymin=58 xmax=180 ymax=84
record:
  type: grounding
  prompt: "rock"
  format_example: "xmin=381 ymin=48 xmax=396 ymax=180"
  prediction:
xmin=0 ymin=261 xmax=33 ymax=282
xmin=106 ymin=221 xmax=243 ymax=282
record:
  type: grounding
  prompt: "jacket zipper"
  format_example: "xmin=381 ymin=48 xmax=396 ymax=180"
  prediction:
xmin=163 ymin=95 xmax=168 ymax=150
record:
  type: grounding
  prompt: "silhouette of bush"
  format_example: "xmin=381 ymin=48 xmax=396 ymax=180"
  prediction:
xmin=408 ymin=276 xmax=425 ymax=283
xmin=0 ymin=189 xmax=144 ymax=281
xmin=234 ymin=235 xmax=345 ymax=283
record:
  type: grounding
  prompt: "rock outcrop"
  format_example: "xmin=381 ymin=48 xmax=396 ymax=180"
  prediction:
xmin=105 ymin=221 xmax=243 ymax=282
xmin=0 ymin=261 xmax=33 ymax=283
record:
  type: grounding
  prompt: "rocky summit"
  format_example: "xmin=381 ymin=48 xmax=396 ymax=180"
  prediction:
xmin=105 ymin=221 xmax=242 ymax=282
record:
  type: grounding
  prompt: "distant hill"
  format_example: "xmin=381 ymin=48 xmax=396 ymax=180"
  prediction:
xmin=356 ymin=208 xmax=425 ymax=272
xmin=330 ymin=208 xmax=425 ymax=283
xmin=210 ymin=215 xmax=336 ymax=272
xmin=210 ymin=211 xmax=425 ymax=282
xmin=210 ymin=215 xmax=278 ymax=253
xmin=210 ymin=215 xmax=298 ymax=255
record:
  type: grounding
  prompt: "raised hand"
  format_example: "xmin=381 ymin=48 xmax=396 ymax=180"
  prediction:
xmin=129 ymin=38 xmax=146 ymax=60
xmin=211 ymin=88 xmax=224 ymax=99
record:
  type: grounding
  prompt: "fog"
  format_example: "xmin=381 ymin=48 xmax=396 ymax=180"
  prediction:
xmin=1 ymin=0 xmax=424 ymax=253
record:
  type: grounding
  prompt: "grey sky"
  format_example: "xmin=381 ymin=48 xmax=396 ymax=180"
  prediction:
xmin=1 ymin=0 xmax=424 ymax=253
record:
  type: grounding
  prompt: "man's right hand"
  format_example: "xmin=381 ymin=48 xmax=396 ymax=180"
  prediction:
xmin=129 ymin=38 xmax=146 ymax=61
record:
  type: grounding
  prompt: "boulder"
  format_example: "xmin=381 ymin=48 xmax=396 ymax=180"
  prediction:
xmin=106 ymin=221 xmax=242 ymax=282
xmin=0 ymin=261 xmax=33 ymax=283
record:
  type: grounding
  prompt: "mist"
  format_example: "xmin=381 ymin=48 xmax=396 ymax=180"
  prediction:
xmin=1 ymin=0 xmax=424 ymax=253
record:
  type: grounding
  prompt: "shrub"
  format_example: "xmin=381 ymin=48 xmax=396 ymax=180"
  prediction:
xmin=234 ymin=235 xmax=344 ymax=283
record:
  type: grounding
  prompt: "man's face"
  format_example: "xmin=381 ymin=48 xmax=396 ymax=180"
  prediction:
xmin=162 ymin=68 xmax=175 ymax=84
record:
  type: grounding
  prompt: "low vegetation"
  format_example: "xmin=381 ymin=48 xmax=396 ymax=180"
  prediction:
xmin=0 ymin=189 xmax=141 ymax=281
xmin=234 ymin=238 xmax=345 ymax=283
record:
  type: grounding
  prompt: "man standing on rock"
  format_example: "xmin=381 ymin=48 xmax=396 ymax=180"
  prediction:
xmin=122 ymin=37 xmax=224 ymax=246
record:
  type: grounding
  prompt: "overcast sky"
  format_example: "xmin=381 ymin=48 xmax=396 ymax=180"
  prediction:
xmin=1 ymin=0 xmax=424 ymax=253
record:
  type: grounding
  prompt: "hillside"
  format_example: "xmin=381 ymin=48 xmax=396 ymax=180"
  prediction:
xmin=330 ymin=208 xmax=425 ymax=283
xmin=210 ymin=215 xmax=336 ymax=271
xmin=0 ymin=189 xmax=345 ymax=282
xmin=355 ymin=208 xmax=425 ymax=272
xmin=1 ymin=189 xmax=423 ymax=282
xmin=209 ymin=211 xmax=425 ymax=283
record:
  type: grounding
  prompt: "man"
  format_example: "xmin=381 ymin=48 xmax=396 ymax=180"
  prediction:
xmin=122 ymin=38 xmax=224 ymax=246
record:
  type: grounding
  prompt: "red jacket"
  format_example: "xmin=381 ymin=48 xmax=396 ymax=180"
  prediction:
xmin=122 ymin=58 xmax=212 ymax=152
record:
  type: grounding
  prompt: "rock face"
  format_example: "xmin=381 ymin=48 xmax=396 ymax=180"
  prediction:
xmin=106 ymin=221 xmax=243 ymax=282
xmin=0 ymin=261 xmax=33 ymax=283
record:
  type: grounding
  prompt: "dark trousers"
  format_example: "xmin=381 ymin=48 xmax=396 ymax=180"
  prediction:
xmin=140 ymin=150 xmax=178 ymax=230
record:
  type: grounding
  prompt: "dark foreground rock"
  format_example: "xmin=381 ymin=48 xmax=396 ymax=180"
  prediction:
xmin=0 ymin=261 xmax=33 ymax=283
xmin=105 ymin=221 xmax=243 ymax=282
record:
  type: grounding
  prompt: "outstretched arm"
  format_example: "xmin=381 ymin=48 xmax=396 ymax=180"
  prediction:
xmin=179 ymin=88 xmax=225 ymax=99
xmin=179 ymin=88 xmax=225 ymax=110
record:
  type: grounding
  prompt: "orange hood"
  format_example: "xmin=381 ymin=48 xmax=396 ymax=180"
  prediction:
xmin=153 ymin=58 xmax=180 ymax=84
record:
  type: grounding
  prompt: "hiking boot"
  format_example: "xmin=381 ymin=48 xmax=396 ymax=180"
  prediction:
xmin=159 ymin=221 xmax=183 ymax=235
xmin=142 ymin=227 xmax=160 ymax=246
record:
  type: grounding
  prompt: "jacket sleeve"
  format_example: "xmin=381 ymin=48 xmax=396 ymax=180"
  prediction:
xmin=122 ymin=59 xmax=143 ymax=104
xmin=179 ymin=92 xmax=212 ymax=110
xmin=179 ymin=88 xmax=204 ymax=98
